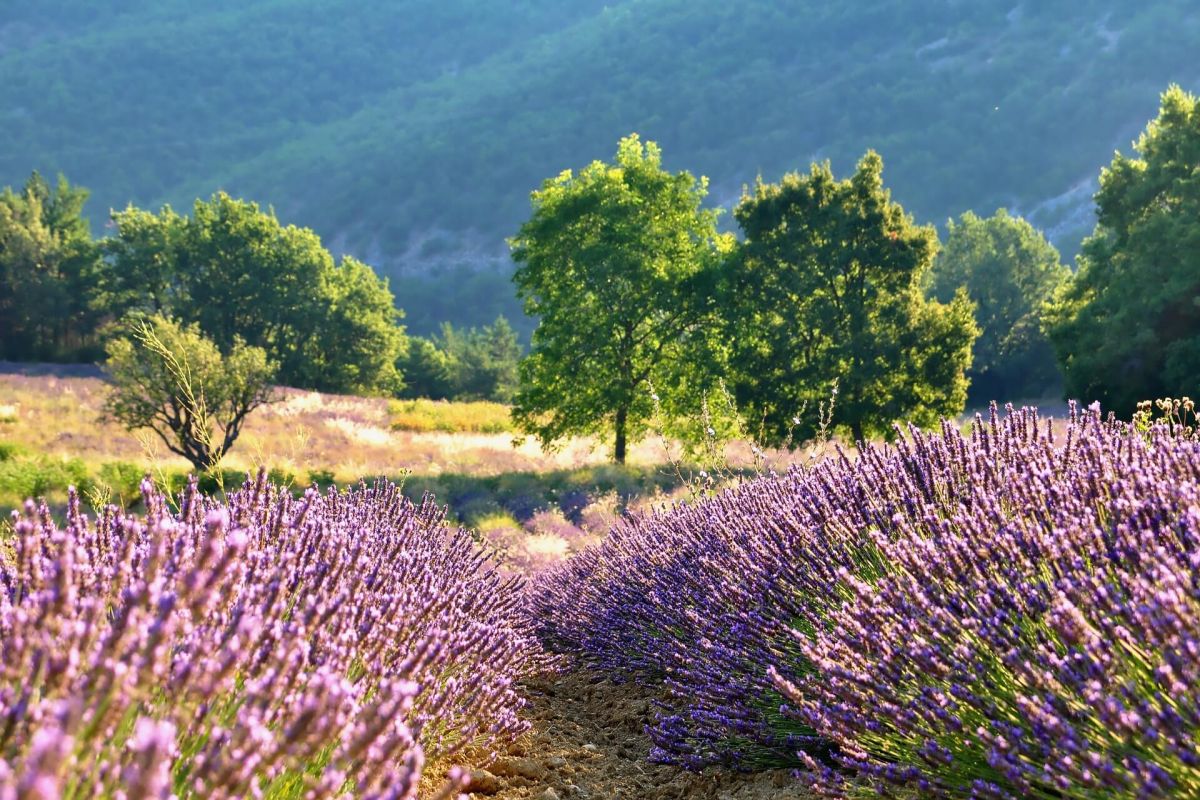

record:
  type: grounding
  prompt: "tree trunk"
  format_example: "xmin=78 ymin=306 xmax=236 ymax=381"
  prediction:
xmin=850 ymin=419 xmax=865 ymax=445
xmin=614 ymin=405 xmax=628 ymax=464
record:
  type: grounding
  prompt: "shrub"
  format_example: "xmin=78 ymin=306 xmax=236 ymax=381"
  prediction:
xmin=0 ymin=474 xmax=540 ymax=797
xmin=196 ymin=467 xmax=249 ymax=496
xmin=266 ymin=466 xmax=295 ymax=488
xmin=306 ymin=468 xmax=336 ymax=487
xmin=0 ymin=453 xmax=93 ymax=502
xmin=0 ymin=442 xmax=24 ymax=462
xmin=103 ymin=315 xmax=277 ymax=473
xmin=96 ymin=460 xmax=145 ymax=507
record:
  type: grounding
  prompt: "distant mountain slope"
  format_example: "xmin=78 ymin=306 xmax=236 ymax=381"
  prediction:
xmin=2 ymin=1 xmax=1198 ymax=332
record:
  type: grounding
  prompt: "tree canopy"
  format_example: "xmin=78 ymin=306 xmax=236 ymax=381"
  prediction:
xmin=101 ymin=193 xmax=406 ymax=395
xmin=930 ymin=209 xmax=1069 ymax=402
xmin=1048 ymin=85 xmax=1200 ymax=413
xmin=725 ymin=152 xmax=979 ymax=444
xmin=0 ymin=173 xmax=101 ymax=361
xmin=511 ymin=135 xmax=731 ymax=463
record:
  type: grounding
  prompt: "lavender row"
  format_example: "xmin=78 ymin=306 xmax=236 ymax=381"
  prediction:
xmin=532 ymin=404 xmax=1200 ymax=797
xmin=529 ymin=430 xmax=896 ymax=768
xmin=786 ymin=407 xmax=1200 ymax=797
xmin=0 ymin=474 xmax=542 ymax=798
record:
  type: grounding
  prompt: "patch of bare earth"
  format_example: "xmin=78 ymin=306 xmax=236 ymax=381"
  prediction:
xmin=470 ymin=672 xmax=814 ymax=800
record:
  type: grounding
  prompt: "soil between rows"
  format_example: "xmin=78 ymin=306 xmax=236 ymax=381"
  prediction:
xmin=468 ymin=672 xmax=815 ymax=800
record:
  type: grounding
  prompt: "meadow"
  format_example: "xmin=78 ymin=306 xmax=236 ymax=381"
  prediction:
xmin=0 ymin=363 xmax=785 ymax=576
xmin=0 ymin=363 xmax=683 ymax=486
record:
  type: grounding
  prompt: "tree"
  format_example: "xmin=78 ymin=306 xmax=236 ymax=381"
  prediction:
xmin=100 ymin=193 xmax=407 ymax=395
xmin=472 ymin=316 xmax=521 ymax=402
xmin=1047 ymin=85 xmax=1200 ymax=413
xmin=439 ymin=316 xmax=522 ymax=402
xmin=725 ymin=152 xmax=978 ymax=444
xmin=103 ymin=315 xmax=276 ymax=473
xmin=290 ymin=255 xmax=406 ymax=395
xmin=396 ymin=317 xmax=521 ymax=402
xmin=930 ymin=209 xmax=1069 ymax=402
xmin=511 ymin=135 xmax=731 ymax=463
xmin=397 ymin=336 xmax=455 ymax=400
xmin=92 ymin=204 xmax=187 ymax=321
xmin=0 ymin=173 xmax=102 ymax=361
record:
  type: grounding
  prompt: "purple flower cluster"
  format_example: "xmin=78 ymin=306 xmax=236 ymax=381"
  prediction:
xmin=0 ymin=474 xmax=541 ymax=798
xmin=533 ymin=404 xmax=1200 ymax=797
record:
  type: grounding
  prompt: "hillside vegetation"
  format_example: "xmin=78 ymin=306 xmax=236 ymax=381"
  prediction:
xmin=3 ymin=1 xmax=1198 ymax=332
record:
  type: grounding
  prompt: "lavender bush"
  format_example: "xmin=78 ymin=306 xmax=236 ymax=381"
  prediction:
xmin=780 ymin=405 xmax=1200 ymax=798
xmin=533 ymin=404 xmax=1200 ymax=797
xmin=530 ymin=444 xmax=884 ymax=768
xmin=0 ymin=473 xmax=540 ymax=798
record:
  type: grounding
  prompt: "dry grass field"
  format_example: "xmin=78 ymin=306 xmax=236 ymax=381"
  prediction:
xmin=0 ymin=366 xmax=682 ymax=479
xmin=0 ymin=363 xmax=796 ymax=571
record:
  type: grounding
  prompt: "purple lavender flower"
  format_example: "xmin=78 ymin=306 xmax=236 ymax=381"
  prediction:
xmin=534 ymin=403 xmax=1200 ymax=798
xmin=1 ymin=473 xmax=541 ymax=798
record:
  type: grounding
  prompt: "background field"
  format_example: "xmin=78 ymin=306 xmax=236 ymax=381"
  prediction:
xmin=1 ymin=363 xmax=795 ymax=571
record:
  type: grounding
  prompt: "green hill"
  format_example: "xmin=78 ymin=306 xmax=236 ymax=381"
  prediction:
xmin=3 ymin=1 xmax=1198 ymax=335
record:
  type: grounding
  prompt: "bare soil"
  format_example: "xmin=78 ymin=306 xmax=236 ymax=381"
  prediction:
xmin=470 ymin=672 xmax=815 ymax=800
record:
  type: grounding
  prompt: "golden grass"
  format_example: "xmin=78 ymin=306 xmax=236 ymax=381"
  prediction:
xmin=0 ymin=366 xmax=830 ymax=533
xmin=389 ymin=398 xmax=513 ymax=434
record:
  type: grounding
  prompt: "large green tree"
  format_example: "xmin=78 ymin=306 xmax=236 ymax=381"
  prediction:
xmin=1047 ymin=85 xmax=1200 ymax=413
xmin=930 ymin=209 xmax=1069 ymax=402
xmin=511 ymin=135 xmax=731 ymax=463
xmin=0 ymin=173 xmax=102 ymax=361
xmin=288 ymin=254 xmax=407 ymax=395
xmin=726 ymin=152 xmax=978 ymax=444
xmin=100 ymin=193 xmax=406 ymax=395
xmin=92 ymin=203 xmax=186 ymax=320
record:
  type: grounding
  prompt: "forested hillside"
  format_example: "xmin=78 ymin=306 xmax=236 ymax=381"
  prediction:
xmin=3 ymin=1 xmax=1198 ymax=333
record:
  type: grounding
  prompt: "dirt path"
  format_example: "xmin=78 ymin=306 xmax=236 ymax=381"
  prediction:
xmin=468 ymin=672 xmax=814 ymax=800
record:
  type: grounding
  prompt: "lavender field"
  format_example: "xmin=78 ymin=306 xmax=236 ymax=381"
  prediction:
xmin=3 ymin=401 xmax=1198 ymax=798
xmin=1 ymin=476 xmax=540 ymax=798
xmin=3 ymin=1 xmax=1198 ymax=795
xmin=530 ymin=402 xmax=1200 ymax=798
